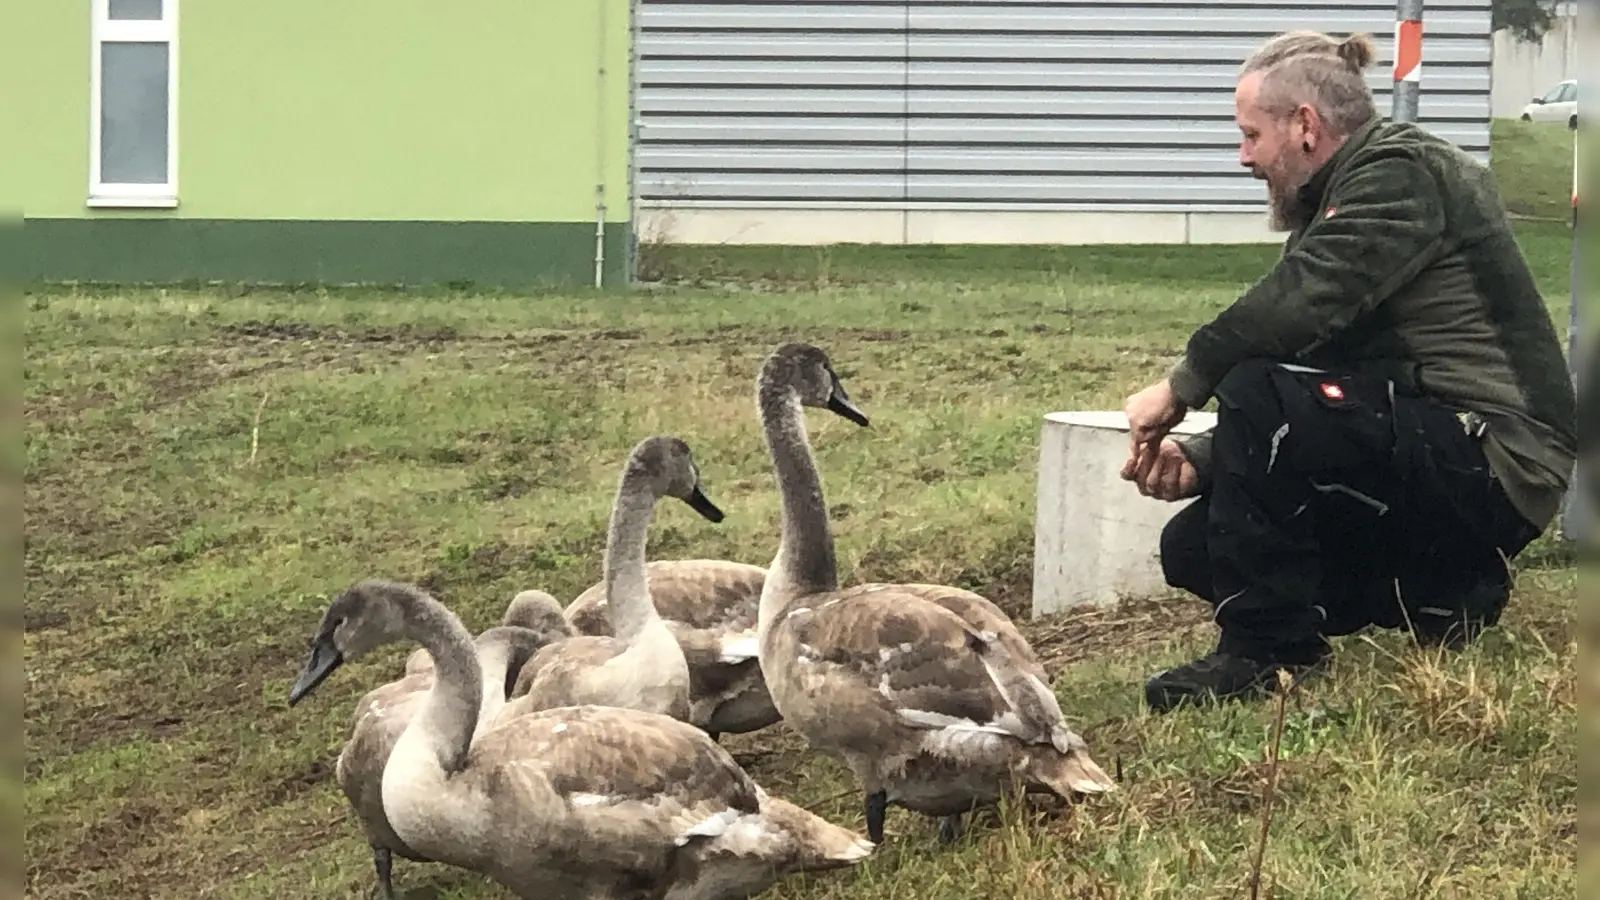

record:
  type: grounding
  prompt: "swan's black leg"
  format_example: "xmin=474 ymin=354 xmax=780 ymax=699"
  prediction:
xmin=706 ymin=731 xmax=722 ymax=743
xmin=937 ymin=814 xmax=964 ymax=845
xmin=865 ymin=791 xmax=888 ymax=844
xmin=372 ymin=846 xmax=395 ymax=900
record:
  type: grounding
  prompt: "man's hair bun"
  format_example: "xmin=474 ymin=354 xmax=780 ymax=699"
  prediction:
xmin=1337 ymin=32 xmax=1377 ymax=70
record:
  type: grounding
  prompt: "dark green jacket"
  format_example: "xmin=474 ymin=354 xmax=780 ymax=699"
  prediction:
xmin=1170 ymin=118 xmax=1576 ymax=531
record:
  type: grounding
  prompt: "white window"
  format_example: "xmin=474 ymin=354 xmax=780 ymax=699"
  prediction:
xmin=89 ymin=0 xmax=178 ymax=207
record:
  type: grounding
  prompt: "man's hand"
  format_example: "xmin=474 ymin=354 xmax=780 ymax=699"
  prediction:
xmin=1120 ymin=438 xmax=1200 ymax=502
xmin=1123 ymin=377 xmax=1188 ymax=451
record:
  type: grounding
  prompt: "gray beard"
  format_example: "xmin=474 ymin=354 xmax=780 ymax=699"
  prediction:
xmin=1267 ymin=179 xmax=1313 ymax=232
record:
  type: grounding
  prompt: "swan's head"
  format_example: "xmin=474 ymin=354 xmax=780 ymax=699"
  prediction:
xmin=288 ymin=579 xmax=415 ymax=706
xmin=501 ymin=589 xmax=571 ymax=635
xmin=626 ymin=435 xmax=726 ymax=523
xmin=760 ymin=343 xmax=870 ymax=427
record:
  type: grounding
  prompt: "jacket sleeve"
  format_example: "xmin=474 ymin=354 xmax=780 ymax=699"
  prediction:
xmin=1167 ymin=152 xmax=1448 ymax=408
xmin=1176 ymin=429 xmax=1213 ymax=495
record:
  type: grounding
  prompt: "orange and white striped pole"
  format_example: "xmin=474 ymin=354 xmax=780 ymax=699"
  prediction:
xmin=1392 ymin=1 xmax=1424 ymax=122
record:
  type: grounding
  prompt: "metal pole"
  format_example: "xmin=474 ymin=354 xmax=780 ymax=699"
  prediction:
xmin=1561 ymin=125 xmax=1589 ymax=542
xmin=1391 ymin=0 xmax=1423 ymax=122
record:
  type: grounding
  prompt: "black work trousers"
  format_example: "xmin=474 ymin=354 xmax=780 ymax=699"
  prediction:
xmin=1161 ymin=359 xmax=1543 ymax=661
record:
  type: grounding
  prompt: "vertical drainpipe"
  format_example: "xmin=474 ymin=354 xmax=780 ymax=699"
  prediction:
xmin=625 ymin=0 xmax=640 ymax=286
xmin=1391 ymin=0 xmax=1423 ymax=123
xmin=594 ymin=0 xmax=609 ymax=289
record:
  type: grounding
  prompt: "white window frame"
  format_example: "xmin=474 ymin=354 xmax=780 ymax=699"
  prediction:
xmin=89 ymin=0 xmax=179 ymax=208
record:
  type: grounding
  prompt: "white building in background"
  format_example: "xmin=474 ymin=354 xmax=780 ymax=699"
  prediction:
xmin=1491 ymin=1 xmax=1578 ymax=120
xmin=630 ymin=0 xmax=1494 ymax=247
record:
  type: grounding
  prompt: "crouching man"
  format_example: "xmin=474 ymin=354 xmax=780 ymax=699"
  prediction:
xmin=1120 ymin=29 xmax=1576 ymax=713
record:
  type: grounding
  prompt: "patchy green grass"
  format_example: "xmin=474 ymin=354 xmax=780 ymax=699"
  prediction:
xmin=24 ymin=221 xmax=1576 ymax=900
xmin=1491 ymin=118 xmax=1577 ymax=221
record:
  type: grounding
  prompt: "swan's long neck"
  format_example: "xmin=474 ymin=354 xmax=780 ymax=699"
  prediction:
xmin=758 ymin=381 xmax=840 ymax=620
xmin=604 ymin=482 xmax=662 ymax=644
xmin=472 ymin=636 xmax=518 ymax=742
xmin=391 ymin=586 xmax=482 ymax=775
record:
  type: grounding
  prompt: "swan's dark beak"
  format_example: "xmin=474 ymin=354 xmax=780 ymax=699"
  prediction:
xmin=683 ymin=484 xmax=726 ymax=523
xmin=826 ymin=374 xmax=870 ymax=427
xmin=289 ymin=635 xmax=344 ymax=706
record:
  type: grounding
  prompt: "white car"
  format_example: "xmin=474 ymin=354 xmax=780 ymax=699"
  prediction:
xmin=1520 ymin=79 xmax=1577 ymax=129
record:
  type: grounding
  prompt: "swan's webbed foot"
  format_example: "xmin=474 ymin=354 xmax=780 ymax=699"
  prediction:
xmin=864 ymin=791 xmax=887 ymax=844
xmin=937 ymin=814 xmax=964 ymax=845
xmin=372 ymin=846 xmax=395 ymax=900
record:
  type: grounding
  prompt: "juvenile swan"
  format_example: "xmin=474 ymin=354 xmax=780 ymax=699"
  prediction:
xmin=561 ymin=558 xmax=775 ymax=741
xmin=288 ymin=578 xmax=876 ymax=900
xmin=338 ymin=589 xmax=568 ymax=900
xmin=504 ymin=436 xmax=723 ymax=724
xmin=331 ymin=621 xmax=558 ymax=899
xmin=749 ymin=343 xmax=1117 ymax=845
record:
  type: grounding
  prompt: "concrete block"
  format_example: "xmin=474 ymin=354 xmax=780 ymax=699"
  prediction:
xmin=1031 ymin=410 xmax=1219 ymax=618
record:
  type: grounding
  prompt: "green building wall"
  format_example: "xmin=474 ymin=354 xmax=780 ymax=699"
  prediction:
xmin=14 ymin=0 xmax=635 ymax=288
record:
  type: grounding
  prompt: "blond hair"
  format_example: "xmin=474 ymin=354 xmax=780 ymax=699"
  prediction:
xmin=1240 ymin=31 xmax=1379 ymax=136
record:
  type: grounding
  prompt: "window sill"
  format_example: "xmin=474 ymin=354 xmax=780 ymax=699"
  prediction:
xmin=87 ymin=195 xmax=179 ymax=209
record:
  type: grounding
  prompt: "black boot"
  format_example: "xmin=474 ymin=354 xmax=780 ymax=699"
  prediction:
xmin=1145 ymin=646 xmax=1326 ymax=713
xmin=1405 ymin=580 xmax=1508 ymax=651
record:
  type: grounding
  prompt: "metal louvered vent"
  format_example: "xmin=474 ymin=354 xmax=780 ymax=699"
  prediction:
xmin=633 ymin=0 xmax=1493 ymax=212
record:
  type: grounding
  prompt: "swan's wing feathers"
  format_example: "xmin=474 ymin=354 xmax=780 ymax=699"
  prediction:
xmin=887 ymin=582 xmax=1047 ymax=675
xmin=564 ymin=560 xmax=766 ymax=638
xmin=529 ymin=709 xmax=757 ymax=807
xmin=351 ymin=672 xmax=430 ymax=726
xmin=340 ymin=690 xmax=415 ymax=788
xmin=853 ymin=584 xmax=1074 ymax=744
xmin=785 ymin=589 xmax=1038 ymax=738
xmin=645 ymin=560 xmax=766 ymax=630
xmin=472 ymin=706 xmax=762 ymax=862
xmin=338 ymin=691 xmax=420 ymax=834
xmin=716 ymin=630 xmax=760 ymax=664
xmin=562 ymin=583 xmax=612 ymax=636
xmin=784 ymin=586 xmax=1074 ymax=746
xmin=509 ymin=634 xmax=623 ymax=701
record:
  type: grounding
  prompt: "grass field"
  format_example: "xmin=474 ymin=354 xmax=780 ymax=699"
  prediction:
xmin=24 ymin=147 xmax=1580 ymax=897
xmin=1489 ymin=118 xmax=1579 ymax=221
